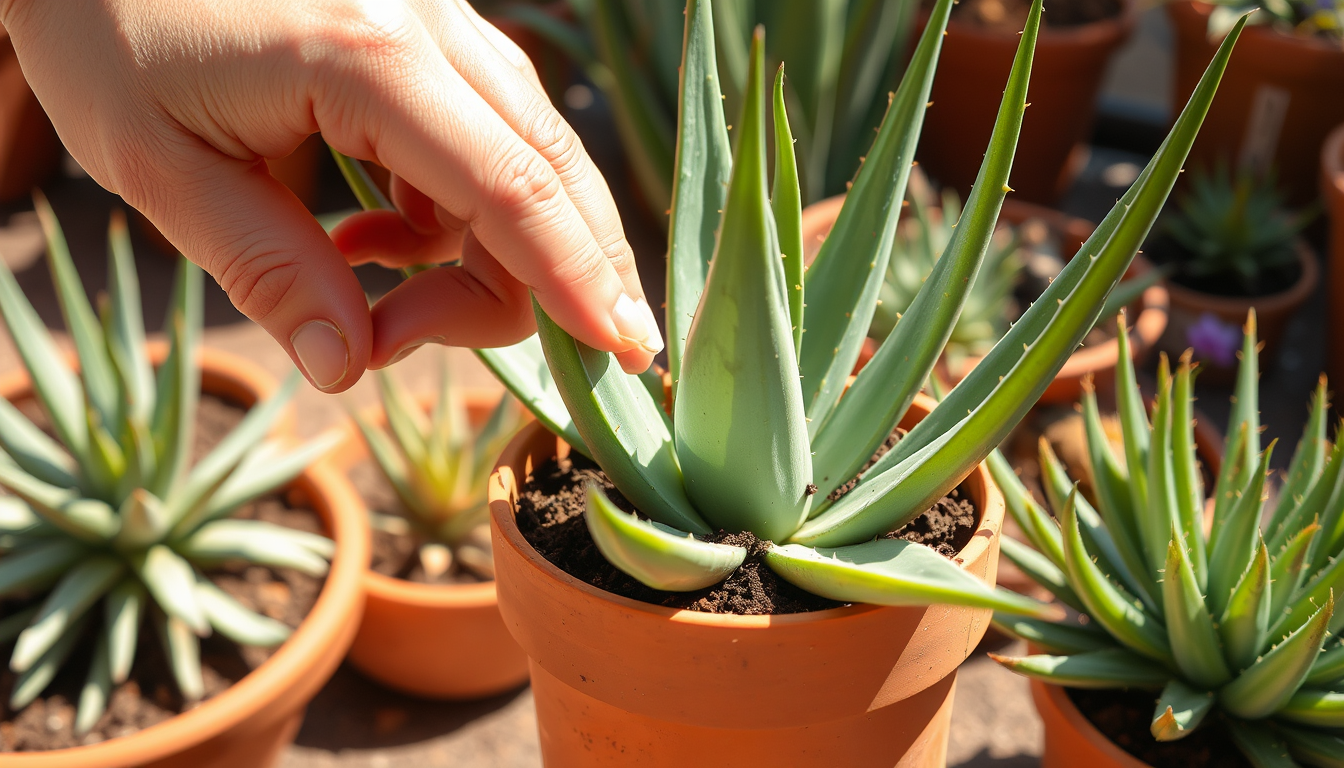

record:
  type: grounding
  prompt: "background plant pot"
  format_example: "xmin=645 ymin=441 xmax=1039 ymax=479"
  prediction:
xmin=1167 ymin=1 xmax=1344 ymax=205
xmin=1159 ymin=240 xmax=1317 ymax=384
xmin=801 ymin=195 xmax=1169 ymax=404
xmin=488 ymin=394 xmax=1005 ymax=767
xmin=1031 ymin=680 xmax=1147 ymax=768
xmin=332 ymin=389 xmax=530 ymax=700
xmin=0 ymin=24 xmax=62 ymax=203
xmin=914 ymin=1 xmax=1136 ymax=204
xmin=1 ymin=348 xmax=368 ymax=768
xmin=1323 ymin=124 xmax=1344 ymax=413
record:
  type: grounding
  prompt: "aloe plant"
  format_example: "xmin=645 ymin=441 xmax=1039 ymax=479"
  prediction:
xmin=1203 ymin=0 xmax=1343 ymax=41
xmin=351 ymin=361 xmax=522 ymax=580
xmin=0 ymin=201 xmax=338 ymax=734
xmin=991 ymin=313 xmax=1344 ymax=766
xmin=337 ymin=0 xmax=1244 ymax=614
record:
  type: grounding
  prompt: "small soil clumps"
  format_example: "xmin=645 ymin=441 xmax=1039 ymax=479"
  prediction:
xmin=1067 ymin=687 xmax=1253 ymax=768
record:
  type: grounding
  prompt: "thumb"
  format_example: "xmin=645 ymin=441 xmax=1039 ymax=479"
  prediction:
xmin=124 ymin=144 xmax=372 ymax=392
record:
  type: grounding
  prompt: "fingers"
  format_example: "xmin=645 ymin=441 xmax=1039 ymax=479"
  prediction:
xmin=122 ymin=136 xmax=371 ymax=393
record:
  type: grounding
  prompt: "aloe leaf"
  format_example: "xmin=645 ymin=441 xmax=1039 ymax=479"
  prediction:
xmin=201 ymin=433 xmax=339 ymax=523
xmin=0 ymin=537 xmax=86 ymax=597
xmin=330 ymin=147 xmax=392 ymax=211
xmin=195 ymin=576 xmax=291 ymax=646
xmin=534 ymin=304 xmax=708 ymax=535
xmin=1099 ymin=267 xmax=1167 ymax=321
xmin=1163 ymin=530 xmax=1232 ymax=688
xmin=795 ymin=0 xmax=953 ymax=440
xmin=177 ymin=519 xmax=332 ymax=577
xmin=104 ymin=577 xmax=145 ymax=683
xmin=0 ymin=459 xmax=118 ymax=542
xmin=155 ymin=611 xmax=204 ymax=701
xmin=665 ymin=0 xmax=733 ymax=389
xmin=1271 ymin=524 xmax=1322 ymax=620
xmin=1274 ymin=555 xmax=1344 ymax=639
xmin=771 ymin=64 xmax=804 ymax=356
xmin=990 ymin=613 xmax=1115 ymax=654
xmin=987 ymin=449 xmax=1064 ymax=569
xmin=0 ymin=397 xmax=77 ymax=488
xmin=988 ymin=648 xmax=1170 ymax=689
xmin=352 ymin=408 xmax=419 ymax=515
xmin=1306 ymin=641 xmax=1344 ymax=688
xmin=1151 ymin=678 xmax=1216 ymax=741
xmin=1171 ymin=353 xmax=1208 ymax=586
xmin=9 ymin=613 xmax=88 ymax=710
xmin=0 ymin=496 xmax=42 ymax=534
xmin=1209 ymin=442 xmax=1275 ymax=617
xmin=765 ymin=539 xmax=1058 ymax=617
xmin=1278 ymin=688 xmax=1344 ymax=728
xmin=1271 ymin=436 xmax=1344 ymax=556
xmin=106 ymin=210 xmax=155 ymax=424
xmin=75 ymin=628 xmax=113 ymax=734
xmin=1212 ymin=312 xmax=1261 ymax=547
xmin=1221 ymin=594 xmax=1332 ymax=719
xmin=150 ymin=262 xmax=203 ymax=498
xmin=1276 ymin=723 xmax=1344 ymax=768
xmin=33 ymin=194 xmax=122 ymax=432
xmin=999 ymin=535 xmax=1087 ymax=614
xmin=134 ymin=544 xmax=209 ymax=635
xmin=1222 ymin=536 xmax=1273 ymax=672
xmin=1114 ymin=316 xmax=1152 ymax=522
xmin=1268 ymin=377 xmax=1330 ymax=539
xmin=1138 ymin=360 xmax=1181 ymax=585
xmin=475 ymin=339 xmax=586 ymax=456
xmin=1081 ymin=379 xmax=1152 ymax=598
xmin=764 ymin=0 xmax=844 ymax=201
xmin=11 ymin=555 xmax=123 ymax=673
xmin=585 ymin=484 xmax=745 ymax=591
xmin=1226 ymin=721 xmax=1297 ymax=768
xmin=114 ymin=488 xmax=170 ymax=550
xmin=376 ymin=368 xmax=429 ymax=466
xmin=673 ymin=29 xmax=812 ymax=542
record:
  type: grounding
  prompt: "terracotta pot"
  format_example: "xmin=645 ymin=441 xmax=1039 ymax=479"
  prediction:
xmin=489 ymin=394 xmax=1005 ymax=767
xmin=0 ymin=24 xmax=61 ymax=203
xmin=1032 ymin=680 xmax=1147 ymax=768
xmin=801 ymin=194 xmax=1170 ymax=404
xmin=331 ymin=388 xmax=530 ymax=700
xmin=1160 ymin=239 xmax=1317 ymax=383
xmin=1323 ymin=125 xmax=1344 ymax=412
xmin=1168 ymin=1 xmax=1344 ymax=206
xmin=915 ymin=2 xmax=1137 ymax=204
xmin=1 ymin=347 xmax=369 ymax=767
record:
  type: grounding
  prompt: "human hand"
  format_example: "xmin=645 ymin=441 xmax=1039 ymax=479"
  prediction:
xmin=0 ymin=0 xmax=662 ymax=392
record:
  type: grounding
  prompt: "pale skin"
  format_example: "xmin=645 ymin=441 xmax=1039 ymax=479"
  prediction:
xmin=0 ymin=0 xmax=664 ymax=392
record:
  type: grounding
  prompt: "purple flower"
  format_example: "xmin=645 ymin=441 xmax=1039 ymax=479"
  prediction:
xmin=1186 ymin=313 xmax=1242 ymax=368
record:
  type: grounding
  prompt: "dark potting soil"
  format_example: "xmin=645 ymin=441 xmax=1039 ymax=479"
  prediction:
xmin=0 ymin=396 xmax=328 ymax=752
xmin=947 ymin=0 xmax=1123 ymax=28
xmin=515 ymin=437 xmax=981 ymax=616
xmin=1067 ymin=687 xmax=1254 ymax=768
xmin=1146 ymin=235 xmax=1302 ymax=299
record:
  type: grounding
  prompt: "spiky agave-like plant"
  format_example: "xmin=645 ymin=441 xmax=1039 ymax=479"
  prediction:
xmin=336 ymin=0 xmax=1244 ymax=615
xmin=0 ymin=202 xmax=338 ymax=733
xmin=990 ymin=313 xmax=1344 ymax=766
xmin=351 ymin=360 xmax=522 ymax=581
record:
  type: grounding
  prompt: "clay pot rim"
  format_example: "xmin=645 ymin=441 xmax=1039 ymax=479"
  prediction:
xmin=488 ymin=392 xmax=1006 ymax=630
xmin=1324 ymin=124 xmax=1344 ymax=198
xmin=2 ymin=346 xmax=370 ymax=767
xmin=1031 ymin=679 xmax=1150 ymax=767
xmin=932 ymin=0 xmax=1138 ymax=45
xmin=1169 ymin=0 xmax=1344 ymax=55
xmin=1163 ymin=240 xmax=1319 ymax=315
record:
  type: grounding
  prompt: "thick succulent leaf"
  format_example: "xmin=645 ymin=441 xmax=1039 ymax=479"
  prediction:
xmin=201 ymin=432 xmax=340 ymax=523
xmin=673 ymin=30 xmax=812 ymax=542
xmin=475 ymin=339 xmax=587 ymax=456
xmin=584 ymin=485 xmax=745 ymax=591
xmin=75 ymin=628 xmax=113 ymax=735
xmin=1270 ymin=437 xmax=1344 ymax=555
xmin=134 ymin=544 xmax=209 ymax=635
xmin=1306 ymin=641 xmax=1344 ymax=687
xmin=106 ymin=210 xmax=156 ymax=425
xmin=999 ymin=535 xmax=1087 ymax=614
xmin=771 ymin=64 xmax=804 ymax=356
xmin=104 ymin=577 xmax=145 ymax=684
xmin=329 ymin=147 xmax=393 ymax=211
xmin=10 ymin=556 xmax=122 ymax=674
xmin=376 ymin=368 xmax=429 ymax=467
xmin=1268 ymin=377 xmax=1330 ymax=540
xmin=1226 ymin=721 xmax=1298 ymax=768
xmin=0 ymin=459 xmax=118 ymax=542
xmin=1222 ymin=536 xmax=1274 ymax=672
xmin=0 ymin=537 xmax=86 ymax=597
xmin=353 ymin=409 xmax=418 ymax=517
xmin=989 ymin=648 xmax=1170 ymax=689
xmin=35 ymin=194 xmax=121 ymax=430
xmin=1271 ymin=524 xmax=1322 ymax=620
xmin=177 ymin=520 xmax=332 ymax=576
xmin=1221 ymin=594 xmax=1333 ymax=719
xmin=665 ymin=0 xmax=733 ymax=388
xmin=195 ymin=576 xmax=291 ymax=646
xmin=1311 ymin=463 xmax=1344 ymax=575
xmin=1163 ymin=531 xmax=1232 ymax=688
xmin=1114 ymin=317 xmax=1152 ymax=523
xmin=1081 ymin=379 xmax=1152 ymax=601
xmin=534 ymin=303 xmax=708 ymax=534
xmin=8 ymin=613 xmax=87 ymax=710
xmin=84 ymin=414 xmax=128 ymax=501
xmin=765 ymin=539 xmax=1059 ymax=617
xmin=114 ymin=489 xmax=170 ymax=551
xmin=990 ymin=613 xmax=1115 ymax=654
xmin=1278 ymin=688 xmax=1344 ymax=728
xmin=1209 ymin=443 xmax=1275 ymax=617
xmin=1212 ymin=312 xmax=1261 ymax=546
xmin=1140 ymin=361 xmax=1180 ymax=581
xmin=150 ymin=262 xmax=203 ymax=499
xmin=0 ymin=397 xmax=77 ymax=488
xmin=795 ymin=0 xmax=953 ymax=438
xmin=0 ymin=495 xmax=42 ymax=534
xmin=1272 ymin=545 xmax=1344 ymax=640
xmin=1151 ymin=679 xmax=1215 ymax=742
xmin=155 ymin=611 xmax=204 ymax=701
xmin=987 ymin=449 xmax=1064 ymax=569
xmin=1277 ymin=723 xmax=1344 ymax=768
xmin=763 ymin=0 xmax=845 ymax=202
xmin=1171 ymin=353 xmax=1208 ymax=586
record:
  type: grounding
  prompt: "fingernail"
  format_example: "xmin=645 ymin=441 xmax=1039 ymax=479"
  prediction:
xmin=374 ymin=336 xmax=445 ymax=370
xmin=612 ymin=294 xmax=664 ymax=355
xmin=291 ymin=320 xmax=349 ymax=390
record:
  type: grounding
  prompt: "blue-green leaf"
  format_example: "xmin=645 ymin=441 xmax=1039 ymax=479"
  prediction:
xmin=10 ymin=555 xmax=123 ymax=673
xmin=1208 ymin=442 xmax=1275 ymax=617
xmin=1278 ymin=688 xmax=1344 ymax=728
xmin=150 ymin=261 xmax=203 ymax=499
xmin=106 ymin=210 xmax=156 ymax=426
xmin=1150 ymin=679 xmax=1215 ymax=742
xmin=999 ymin=535 xmax=1088 ymax=614
xmin=1221 ymin=593 xmax=1332 ymax=720
xmin=1221 ymin=536 xmax=1273 ymax=672
xmin=772 ymin=64 xmax=804 ymax=356
xmin=1163 ymin=530 xmax=1231 ymax=688
xmin=475 ymin=339 xmax=587 ymax=456
xmin=991 ymin=613 xmax=1115 ymax=654
xmin=989 ymin=648 xmax=1169 ymax=689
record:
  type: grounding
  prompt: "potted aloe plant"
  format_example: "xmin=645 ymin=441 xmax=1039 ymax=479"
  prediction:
xmin=0 ymin=200 xmax=366 ymax=765
xmin=993 ymin=312 xmax=1344 ymax=768
xmin=335 ymin=361 xmax=530 ymax=699
xmin=333 ymin=0 xmax=1244 ymax=762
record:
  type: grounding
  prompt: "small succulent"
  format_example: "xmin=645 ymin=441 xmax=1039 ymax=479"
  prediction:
xmin=1165 ymin=165 xmax=1313 ymax=295
xmin=351 ymin=361 xmax=523 ymax=581
xmin=991 ymin=313 xmax=1344 ymax=766
xmin=340 ymin=0 xmax=1244 ymax=614
xmin=0 ymin=201 xmax=337 ymax=733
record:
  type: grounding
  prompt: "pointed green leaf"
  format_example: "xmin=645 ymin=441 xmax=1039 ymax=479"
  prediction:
xmin=1081 ymin=377 xmax=1152 ymax=601
xmin=104 ymin=577 xmax=145 ymax=684
xmin=475 ymin=339 xmax=587 ymax=456
xmin=989 ymin=648 xmax=1170 ymax=689
xmin=765 ymin=539 xmax=1059 ymax=617
xmin=0 ymin=537 xmax=86 ymax=597
xmin=987 ymin=449 xmax=1065 ymax=569
xmin=195 ymin=575 xmax=291 ymax=646
xmin=376 ymin=368 xmax=429 ymax=466
xmin=1115 ymin=315 xmax=1152 ymax=522
xmin=1274 ymin=554 xmax=1344 ymax=639
xmin=1212 ymin=312 xmax=1261 ymax=547
xmin=0 ymin=459 xmax=119 ymax=542
xmin=1277 ymin=723 xmax=1344 ymax=768
xmin=106 ymin=210 xmax=155 ymax=425
xmin=134 ymin=544 xmax=209 ymax=635
xmin=201 ymin=433 xmax=338 ymax=523
xmin=1306 ymin=641 xmax=1344 ymax=688
xmin=329 ymin=147 xmax=392 ymax=211
xmin=1151 ymin=679 xmax=1215 ymax=741
xmin=999 ymin=535 xmax=1088 ymax=614
xmin=1163 ymin=530 xmax=1232 ymax=688
xmin=75 ymin=628 xmax=113 ymax=735
xmin=1172 ymin=353 xmax=1209 ymax=586
xmin=1221 ymin=594 xmax=1333 ymax=719
xmin=9 ymin=613 xmax=88 ymax=710
xmin=1223 ymin=536 xmax=1274 ymax=672
xmin=150 ymin=261 xmax=203 ymax=498
xmin=1271 ymin=524 xmax=1322 ymax=620
xmin=1269 ymin=436 xmax=1343 ymax=555
xmin=10 ymin=555 xmax=123 ymax=673
xmin=991 ymin=613 xmax=1116 ymax=654
xmin=154 ymin=611 xmax=204 ymax=701
xmin=114 ymin=489 xmax=170 ymax=550
xmin=1226 ymin=720 xmax=1297 ymax=768
xmin=771 ymin=63 xmax=804 ymax=356
xmin=1279 ymin=688 xmax=1344 ymax=728
xmin=177 ymin=519 xmax=332 ymax=577
xmin=1267 ymin=377 xmax=1330 ymax=539
xmin=1140 ymin=360 xmax=1180 ymax=581
xmin=585 ymin=484 xmax=745 ymax=591
xmin=1209 ymin=442 xmax=1275 ymax=616
xmin=0 ymin=397 xmax=77 ymax=488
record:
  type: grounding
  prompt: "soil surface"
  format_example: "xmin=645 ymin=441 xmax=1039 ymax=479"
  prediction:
xmin=515 ymin=435 xmax=981 ymax=616
xmin=1067 ymin=687 xmax=1253 ymax=768
xmin=947 ymin=0 xmax=1124 ymax=29
xmin=0 ymin=396 xmax=328 ymax=752
xmin=1147 ymin=235 xmax=1302 ymax=299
